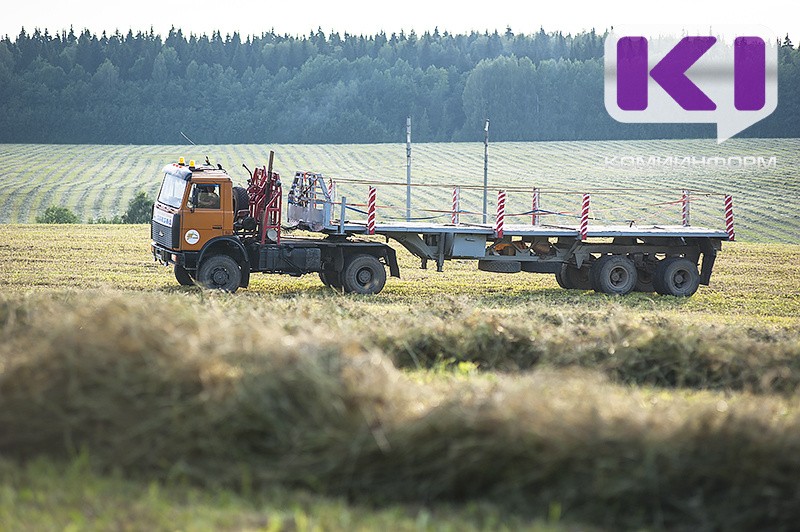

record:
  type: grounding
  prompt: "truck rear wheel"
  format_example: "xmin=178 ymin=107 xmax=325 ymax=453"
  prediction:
xmin=174 ymin=264 xmax=194 ymax=286
xmin=654 ymin=257 xmax=699 ymax=297
xmin=197 ymin=255 xmax=241 ymax=293
xmin=341 ymin=254 xmax=386 ymax=294
xmin=319 ymin=270 xmax=343 ymax=289
xmin=591 ymin=255 xmax=637 ymax=295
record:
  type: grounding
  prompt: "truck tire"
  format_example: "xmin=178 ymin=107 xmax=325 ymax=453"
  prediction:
xmin=319 ymin=270 xmax=343 ymax=289
xmin=654 ymin=257 xmax=699 ymax=297
xmin=631 ymin=255 xmax=656 ymax=292
xmin=478 ymin=260 xmax=521 ymax=273
xmin=341 ymin=254 xmax=386 ymax=294
xmin=233 ymin=186 xmax=249 ymax=214
xmin=555 ymin=266 xmax=569 ymax=288
xmin=174 ymin=264 xmax=194 ymax=286
xmin=558 ymin=264 xmax=593 ymax=290
xmin=591 ymin=255 xmax=637 ymax=295
xmin=197 ymin=255 xmax=241 ymax=293
xmin=634 ymin=268 xmax=655 ymax=292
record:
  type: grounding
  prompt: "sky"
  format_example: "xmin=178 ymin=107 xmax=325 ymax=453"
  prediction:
xmin=3 ymin=0 xmax=798 ymax=41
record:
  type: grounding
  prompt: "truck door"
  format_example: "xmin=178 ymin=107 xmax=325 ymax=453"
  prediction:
xmin=180 ymin=183 xmax=225 ymax=251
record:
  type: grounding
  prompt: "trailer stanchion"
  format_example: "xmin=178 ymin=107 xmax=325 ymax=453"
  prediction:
xmin=328 ymin=179 xmax=336 ymax=202
xmin=367 ymin=187 xmax=377 ymax=235
xmin=452 ymin=187 xmax=461 ymax=224
xmin=724 ymin=194 xmax=735 ymax=241
xmin=682 ymin=190 xmax=690 ymax=227
xmin=495 ymin=190 xmax=506 ymax=239
xmin=338 ymin=196 xmax=346 ymax=235
xmin=580 ymin=194 xmax=590 ymax=241
xmin=532 ymin=187 xmax=540 ymax=226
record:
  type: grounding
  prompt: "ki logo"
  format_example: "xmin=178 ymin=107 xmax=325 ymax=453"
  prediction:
xmin=604 ymin=25 xmax=778 ymax=143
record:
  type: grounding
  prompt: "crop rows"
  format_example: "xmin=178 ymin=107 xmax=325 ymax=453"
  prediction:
xmin=0 ymin=138 xmax=798 ymax=242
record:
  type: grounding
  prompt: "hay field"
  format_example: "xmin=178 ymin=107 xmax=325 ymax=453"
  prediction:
xmin=1 ymin=138 xmax=799 ymax=242
xmin=1 ymin=223 xmax=800 ymax=529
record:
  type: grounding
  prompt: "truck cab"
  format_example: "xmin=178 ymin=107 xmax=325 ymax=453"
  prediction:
xmin=151 ymin=160 xmax=252 ymax=290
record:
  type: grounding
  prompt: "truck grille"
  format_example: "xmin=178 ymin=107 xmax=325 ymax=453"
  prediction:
xmin=152 ymin=220 xmax=175 ymax=248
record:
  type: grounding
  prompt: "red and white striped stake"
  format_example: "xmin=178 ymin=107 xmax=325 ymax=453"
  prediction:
xmin=328 ymin=179 xmax=336 ymax=202
xmin=681 ymin=190 xmax=690 ymax=227
xmin=532 ymin=187 xmax=540 ymax=226
xmin=579 ymin=193 xmax=590 ymax=241
xmin=451 ymin=186 xmax=461 ymax=224
xmin=724 ymin=194 xmax=735 ymax=241
xmin=495 ymin=190 xmax=506 ymax=239
xmin=367 ymin=186 xmax=377 ymax=235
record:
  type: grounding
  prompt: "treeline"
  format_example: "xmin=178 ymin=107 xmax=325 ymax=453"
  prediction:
xmin=0 ymin=27 xmax=798 ymax=144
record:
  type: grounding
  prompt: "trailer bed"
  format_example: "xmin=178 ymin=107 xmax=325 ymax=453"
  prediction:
xmin=323 ymin=221 xmax=731 ymax=240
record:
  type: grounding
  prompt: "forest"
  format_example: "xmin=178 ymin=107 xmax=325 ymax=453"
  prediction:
xmin=0 ymin=27 xmax=798 ymax=144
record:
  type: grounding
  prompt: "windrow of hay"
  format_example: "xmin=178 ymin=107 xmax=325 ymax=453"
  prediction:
xmin=1 ymin=292 xmax=800 ymax=528
xmin=375 ymin=311 xmax=800 ymax=394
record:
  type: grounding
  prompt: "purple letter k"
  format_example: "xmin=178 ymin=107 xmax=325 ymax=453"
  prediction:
xmin=650 ymin=37 xmax=717 ymax=111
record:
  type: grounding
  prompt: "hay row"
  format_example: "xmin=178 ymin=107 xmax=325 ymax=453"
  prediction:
xmin=1 ymin=293 xmax=799 ymax=528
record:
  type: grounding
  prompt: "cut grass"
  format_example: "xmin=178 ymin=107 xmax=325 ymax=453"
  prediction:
xmin=0 ymin=457 xmax=552 ymax=532
xmin=0 ymin=223 xmax=799 ymax=529
xmin=1 ymin=291 xmax=800 ymax=529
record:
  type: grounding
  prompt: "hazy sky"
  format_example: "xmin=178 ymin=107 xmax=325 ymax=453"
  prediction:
xmin=3 ymin=0 xmax=797 ymax=40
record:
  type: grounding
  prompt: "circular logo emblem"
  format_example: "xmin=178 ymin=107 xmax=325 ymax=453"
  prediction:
xmin=184 ymin=229 xmax=200 ymax=245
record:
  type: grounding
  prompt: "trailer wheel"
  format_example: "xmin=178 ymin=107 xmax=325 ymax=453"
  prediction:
xmin=654 ymin=257 xmax=699 ymax=297
xmin=233 ymin=186 xmax=249 ymax=214
xmin=591 ymin=255 xmax=637 ymax=295
xmin=341 ymin=254 xmax=386 ymax=294
xmin=319 ymin=270 xmax=343 ymax=289
xmin=174 ymin=264 xmax=194 ymax=286
xmin=558 ymin=264 xmax=593 ymax=290
xmin=197 ymin=255 xmax=241 ymax=293
xmin=631 ymin=255 xmax=656 ymax=292
xmin=634 ymin=269 xmax=655 ymax=292
xmin=478 ymin=260 xmax=522 ymax=273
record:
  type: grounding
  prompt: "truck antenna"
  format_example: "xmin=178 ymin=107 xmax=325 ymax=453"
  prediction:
xmin=180 ymin=131 xmax=196 ymax=145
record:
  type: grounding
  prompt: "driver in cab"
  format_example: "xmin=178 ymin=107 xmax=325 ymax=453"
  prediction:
xmin=196 ymin=185 xmax=220 ymax=209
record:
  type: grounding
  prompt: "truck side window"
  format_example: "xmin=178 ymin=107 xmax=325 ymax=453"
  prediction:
xmin=190 ymin=184 xmax=221 ymax=209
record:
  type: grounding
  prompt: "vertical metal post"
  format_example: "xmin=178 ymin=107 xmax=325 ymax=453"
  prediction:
xmin=482 ymin=119 xmax=489 ymax=224
xmin=724 ymin=194 xmax=735 ymax=241
xmin=339 ymin=196 xmax=346 ymax=235
xmin=406 ymin=116 xmax=412 ymax=222
xmin=495 ymin=189 xmax=506 ymax=239
xmin=367 ymin=187 xmax=377 ymax=235
xmin=580 ymin=194 xmax=590 ymax=241
xmin=452 ymin=186 xmax=460 ymax=225
xmin=532 ymin=187 xmax=540 ymax=226
xmin=681 ymin=190 xmax=690 ymax=227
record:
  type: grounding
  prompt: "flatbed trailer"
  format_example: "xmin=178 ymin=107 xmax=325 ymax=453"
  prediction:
xmin=151 ymin=154 xmax=733 ymax=297
xmin=285 ymin=171 xmax=731 ymax=296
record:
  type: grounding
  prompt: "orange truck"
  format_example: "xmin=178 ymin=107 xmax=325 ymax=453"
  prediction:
xmin=151 ymin=154 xmax=398 ymax=293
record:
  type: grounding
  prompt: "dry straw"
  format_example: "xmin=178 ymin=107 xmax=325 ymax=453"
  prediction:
xmin=1 ymin=292 xmax=799 ymax=528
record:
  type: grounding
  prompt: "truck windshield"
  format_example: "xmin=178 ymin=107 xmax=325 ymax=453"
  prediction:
xmin=157 ymin=173 xmax=188 ymax=209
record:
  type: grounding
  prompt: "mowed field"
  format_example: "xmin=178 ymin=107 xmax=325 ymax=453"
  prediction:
xmin=1 ymin=220 xmax=800 ymax=529
xmin=1 ymin=138 xmax=799 ymax=242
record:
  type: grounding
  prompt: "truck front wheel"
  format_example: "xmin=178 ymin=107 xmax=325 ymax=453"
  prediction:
xmin=197 ymin=255 xmax=241 ymax=293
xmin=341 ymin=254 xmax=386 ymax=295
xmin=174 ymin=264 xmax=194 ymax=286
